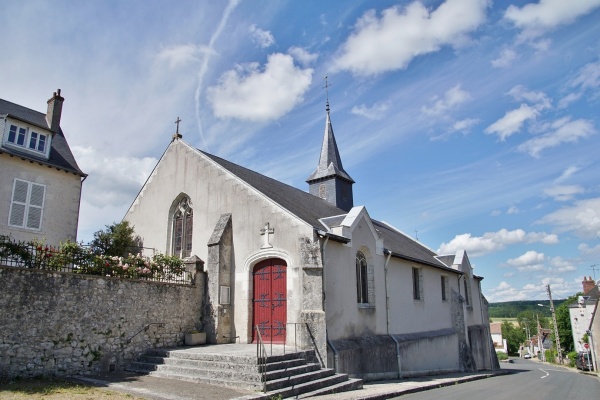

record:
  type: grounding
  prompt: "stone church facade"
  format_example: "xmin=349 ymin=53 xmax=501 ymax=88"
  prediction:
xmin=124 ymin=103 xmax=498 ymax=379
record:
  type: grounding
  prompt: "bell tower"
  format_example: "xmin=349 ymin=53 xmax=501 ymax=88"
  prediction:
xmin=306 ymin=87 xmax=354 ymax=211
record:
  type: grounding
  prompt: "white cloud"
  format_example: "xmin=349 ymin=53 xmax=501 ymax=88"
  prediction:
xmin=207 ymin=53 xmax=313 ymax=121
xmin=438 ymin=228 xmax=558 ymax=257
xmin=508 ymin=85 xmax=552 ymax=109
xmin=558 ymin=92 xmax=582 ymax=109
xmin=556 ymin=166 xmax=579 ymax=183
xmin=332 ymin=0 xmax=489 ymax=76
xmin=570 ymin=60 xmax=600 ymax=90
xmin=549 ymin=256 xmax=577 ymax=273
xmin=487 ymin=281 xmax=529 ymax=302
xmin=449 ymin=118 xmax=479 ymax=133
xmin=73 ymin=146 xmax=157 ymax=209
xmin=156 ymin=44 xmax=213 ymax=69
xmin=73 ymin=146 xmax=158 ymax=241
xmin=507 ymin=250 xmax=545 ymax=271
xmin=287 ymin=46 xmax=318 ymax=67
xmin=504 ymin=0 xmax=600 ymax=41
xmin=485 ymin=86 xmax=554 ymax=141
xmin=491 ymin=48 xmax=517 ymax=68
xmin=351 ymin=102 xmax=390 ymax=120
xmin=578 ymin=242 xmax=600 ymax=257
xmin=539 ymin=197 xmax=600 ymax=238
xmin=484 ymin=104 xmax=540 ymax=140
xmin=543 ymin=185 xmax=585 ymax=201
xmin=507 ymin=205 xmax=520 ymax=215
xmin=421 ymin=84 xmax=471 ymax=117
xmin=249 ymin=24 xmax=275 ymax=48
xmin=518 ymin=117 xmax=596 ymax=157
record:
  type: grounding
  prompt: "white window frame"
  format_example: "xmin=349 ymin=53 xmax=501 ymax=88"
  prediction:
xmin=8 ymin=179 xmax=46 ymax=231
xmin=356 ymin=250 xmax=375 ymax=306
xmin=3 ymin=121 xmax=51 ymax=158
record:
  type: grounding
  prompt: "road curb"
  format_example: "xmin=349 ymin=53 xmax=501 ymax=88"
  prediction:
xmin=339 ymin=371 xmax=510 ymax=400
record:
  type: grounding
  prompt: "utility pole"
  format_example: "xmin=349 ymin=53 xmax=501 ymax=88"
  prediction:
xmin=547 ymin=284 xmax=563 ymax=364
xmin=537 ymin=314 xmax=544 ymax=362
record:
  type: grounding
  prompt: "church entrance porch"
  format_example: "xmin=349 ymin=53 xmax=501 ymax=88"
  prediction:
xmin=252 ymin=258 xmax=287 ymax=343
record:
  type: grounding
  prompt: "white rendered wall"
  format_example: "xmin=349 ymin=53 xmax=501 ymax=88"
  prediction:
xmin=0 ymin=153 xmax=82 ymax=246
xmin=323 ymin=213 xmax=461 ymax=340
xmin=124 ymin=140 xmax=315 ymax=344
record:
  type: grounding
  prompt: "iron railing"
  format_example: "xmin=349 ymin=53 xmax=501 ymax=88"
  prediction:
xmin=254 ymin=322 xmax=325 ymax=392
xmin=0 ymin=236 xmax=191 ymax=285
xmin=255 ymin=326 xmax=268 ymax=393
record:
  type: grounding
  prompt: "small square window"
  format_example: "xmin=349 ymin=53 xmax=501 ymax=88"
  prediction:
xmin=8 ymin=125 xmax=17 ymax=143
xmin=17 ymin=127 xmax=26 ymax=146
xmin=29 ymin=132 xmax=38 ymax=150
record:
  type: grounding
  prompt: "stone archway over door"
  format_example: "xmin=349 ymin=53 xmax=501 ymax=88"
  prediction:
xmin=252 ymin=258 xmax=287 ymax=343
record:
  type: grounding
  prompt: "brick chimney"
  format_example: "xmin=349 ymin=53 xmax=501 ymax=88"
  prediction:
xmin=46 ymin=89 xmax=64 ymax=133
xmin=582 ymin=276 xmax=596 ymax=294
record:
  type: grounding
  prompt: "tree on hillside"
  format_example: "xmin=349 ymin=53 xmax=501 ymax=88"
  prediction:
xmin=517 ymin=310 xmax=550 ymax=338
xmin=555 ymin=294 xmax=579 ymax=353
xmin=501 ymin=320 xmax=525 ymax=355
xmin=90 ymin=221 xmax=142 ymax=257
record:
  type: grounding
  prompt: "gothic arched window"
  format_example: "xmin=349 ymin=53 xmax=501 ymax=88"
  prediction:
xmin=172 ymin=197 xmax=193 ymax=258
xmin=356 ymin=251 xmax=369 ymax=304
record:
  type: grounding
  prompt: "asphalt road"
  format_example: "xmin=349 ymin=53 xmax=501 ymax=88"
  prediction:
xmin=393 ymin=359 xmax=600 ymax=400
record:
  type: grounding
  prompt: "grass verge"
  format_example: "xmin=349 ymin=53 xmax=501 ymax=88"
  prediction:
xmin=0 ymin=377 xmax=143 ymax=399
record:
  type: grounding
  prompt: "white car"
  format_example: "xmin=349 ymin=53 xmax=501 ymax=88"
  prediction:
xmin=524 ymin=354 xmax=532 ymax=359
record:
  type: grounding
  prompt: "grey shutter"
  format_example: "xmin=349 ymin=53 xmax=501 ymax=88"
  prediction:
xmin=9 ymin=180 xmax=29 ymax=227
xmin=10 ymin=204 xmax=26 ymax=226
xmin=26 ymin=183 xmax=45 ymax=229
xmin=12 ymin=180 xmax=28 ymax=202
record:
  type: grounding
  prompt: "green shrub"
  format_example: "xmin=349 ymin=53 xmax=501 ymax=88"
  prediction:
xmin=496 ymin=352 xmax=508 ymax=361
xmin=566 ymin=351 xmax=578 ymax=368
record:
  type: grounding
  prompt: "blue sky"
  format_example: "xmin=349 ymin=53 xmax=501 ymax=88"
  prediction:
xmin=1 ymin=0 xmax=599 ymax=302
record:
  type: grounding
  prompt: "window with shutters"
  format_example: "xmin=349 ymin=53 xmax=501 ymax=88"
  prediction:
xmin=171 ymin=196 xmax=193 ymax=258
xmin=8 ymin=179 xmax=46 ymax=230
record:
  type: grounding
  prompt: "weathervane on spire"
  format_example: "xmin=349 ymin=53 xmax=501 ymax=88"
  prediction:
xmin=323 ymin=75 xmax=331 ymax=113
xmin=172 ymin=117 xmax=183 ymax=141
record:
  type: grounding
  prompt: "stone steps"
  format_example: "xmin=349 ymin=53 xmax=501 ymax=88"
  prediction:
xmin=127 ymin=346 xmax=362 ymax=398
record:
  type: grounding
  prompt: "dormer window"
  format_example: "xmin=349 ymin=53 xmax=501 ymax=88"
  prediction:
xmin=4 ymin=122 xmax=51 ymax=158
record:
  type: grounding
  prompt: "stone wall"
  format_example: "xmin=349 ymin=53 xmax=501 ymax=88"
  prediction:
xmin=328 ymin=330 xmax=459 ymax=381
xmin=0 ymin=265 xmax=205 ymax=379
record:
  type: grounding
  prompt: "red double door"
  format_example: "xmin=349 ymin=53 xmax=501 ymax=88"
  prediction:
xmin=252 ymin=258 xmax=287 ymax=343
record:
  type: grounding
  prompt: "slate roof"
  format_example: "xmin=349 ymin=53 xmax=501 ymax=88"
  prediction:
xmin=0 ymin=98 xmax=85 ymax=176
xmin=305 ymin=109 xmax=354 ymax=183
xmin=201 ymin=149 xmax=453 ymax=271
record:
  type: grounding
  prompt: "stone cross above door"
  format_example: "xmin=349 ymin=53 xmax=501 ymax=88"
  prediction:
xmin=260 ymin=222 xmax=275 ymax=249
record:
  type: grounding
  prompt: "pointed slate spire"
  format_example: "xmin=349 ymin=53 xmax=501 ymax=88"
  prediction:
xmin=307 ymin=100 xmax=354 ymax=211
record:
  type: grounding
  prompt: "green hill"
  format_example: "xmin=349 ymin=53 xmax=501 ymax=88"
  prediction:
xmin=488 ymin=300 xmax=567 ymax=319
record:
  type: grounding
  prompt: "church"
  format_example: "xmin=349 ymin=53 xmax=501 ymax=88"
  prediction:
xmin=124 ymin=101 xmax=498 ymax=379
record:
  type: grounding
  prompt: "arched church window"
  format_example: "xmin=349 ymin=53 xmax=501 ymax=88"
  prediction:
xmin=356 ymin=251 xmax=369 ymax=304
xmin=172 ymin=197 xmax=193 ymax=258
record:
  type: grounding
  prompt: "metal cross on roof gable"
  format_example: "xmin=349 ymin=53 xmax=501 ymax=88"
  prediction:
xmin=175 ymin=117 xmax=182 ymax=133
xmin=172 ymin=117 xmax=183 ymax=141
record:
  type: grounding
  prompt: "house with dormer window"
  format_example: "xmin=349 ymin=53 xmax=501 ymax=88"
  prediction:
xmin=0 ymin=90 xmax=86 ymax=246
